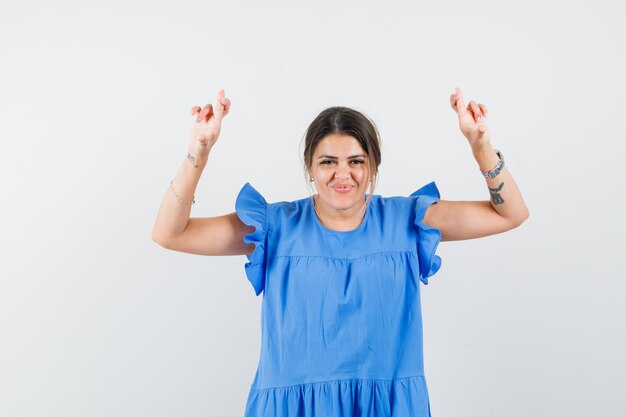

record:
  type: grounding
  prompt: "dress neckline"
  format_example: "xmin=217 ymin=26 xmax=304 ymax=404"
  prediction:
xmin=309 ymin=194 xmax=373 ymax=234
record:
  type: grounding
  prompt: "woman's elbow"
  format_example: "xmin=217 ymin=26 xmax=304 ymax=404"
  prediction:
xmin=152 ymin=231 xmax=173 ymax=249
xmin=512 ymin=209 xmax=530 ymax=228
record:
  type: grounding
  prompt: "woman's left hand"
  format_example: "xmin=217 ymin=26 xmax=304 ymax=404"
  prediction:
xmin=450 ymin=87 xmax=491 ymax=151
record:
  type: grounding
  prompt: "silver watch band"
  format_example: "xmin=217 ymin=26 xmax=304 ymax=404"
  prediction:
xmin=481 ymin=149 xmax=505 ymax=179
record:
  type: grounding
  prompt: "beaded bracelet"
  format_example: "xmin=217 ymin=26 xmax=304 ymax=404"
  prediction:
xmin=170 ymin=180 xmax=195 ymax=205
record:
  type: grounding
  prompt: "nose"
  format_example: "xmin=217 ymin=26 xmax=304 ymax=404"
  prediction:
xmin=334 ymin=162 xmax=351 ymax=179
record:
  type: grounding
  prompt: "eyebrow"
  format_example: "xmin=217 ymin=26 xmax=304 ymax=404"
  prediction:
xmin=317 ymin=154 xmax=367 ymax=159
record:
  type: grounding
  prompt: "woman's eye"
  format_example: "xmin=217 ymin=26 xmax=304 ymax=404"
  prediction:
xmin=319 ymin=159 xmax=364 ymax=165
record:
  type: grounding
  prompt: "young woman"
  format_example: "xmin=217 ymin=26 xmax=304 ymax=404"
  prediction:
xmin=152 ymin=88 xmax=529 ymax=417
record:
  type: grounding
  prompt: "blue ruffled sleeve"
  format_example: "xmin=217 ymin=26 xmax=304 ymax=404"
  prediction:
xmin=410 ymin=181 xmax=442 ymax=285
xmin=235 ymin=183 xmax=268 ymax=296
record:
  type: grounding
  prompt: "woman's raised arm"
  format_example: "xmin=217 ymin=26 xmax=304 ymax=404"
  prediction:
xmin=151 ymin=89 xmax=255 ymax=256
xmin=422 ymin=87 xmax=529 ymax=241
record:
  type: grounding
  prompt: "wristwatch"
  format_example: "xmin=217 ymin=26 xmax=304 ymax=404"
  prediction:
xmin=481 ymin=149 xmax=505 ymax=179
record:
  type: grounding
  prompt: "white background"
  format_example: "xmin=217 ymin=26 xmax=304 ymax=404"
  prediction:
xmin=1 ymin=0 xmax=624 ymax=416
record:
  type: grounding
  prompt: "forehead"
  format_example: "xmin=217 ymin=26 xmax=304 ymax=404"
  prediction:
xmin=313 ymin=134 xmax=366 ymax=157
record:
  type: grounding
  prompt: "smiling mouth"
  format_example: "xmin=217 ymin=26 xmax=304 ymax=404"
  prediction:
xmin=332 ymin=185 xmax=353 ymax=191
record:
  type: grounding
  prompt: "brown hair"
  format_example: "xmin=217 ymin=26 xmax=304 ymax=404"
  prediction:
xmin=302 ymin=106 xmax=382 ymax=205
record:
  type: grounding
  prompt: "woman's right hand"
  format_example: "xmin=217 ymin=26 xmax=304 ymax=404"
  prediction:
xmin=188 ymin=89 xmax=231 ymax=157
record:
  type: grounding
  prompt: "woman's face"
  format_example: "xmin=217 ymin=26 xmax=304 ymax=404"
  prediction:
xmin=309 ymin=133 xmax=370 ymax=215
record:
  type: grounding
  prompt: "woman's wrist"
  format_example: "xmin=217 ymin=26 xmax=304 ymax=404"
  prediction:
xmin=186 ymin=147 xmax=210 ymax=169
xmin=170 ymin=150 xmax=207 ymax=206
xmin=472 ymin=143 xmax=500 ymax=173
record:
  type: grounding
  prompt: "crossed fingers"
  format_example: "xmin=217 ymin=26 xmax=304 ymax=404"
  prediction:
xmin=450 ymin=88 xmax=488 ymax=123
xmin=190 ymin=90 xmax=231 ymax=123
xmin=468 ymin=101 xmax=488 ymax=123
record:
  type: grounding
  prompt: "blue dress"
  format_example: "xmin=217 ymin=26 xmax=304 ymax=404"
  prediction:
xmin=235 ymin=181 xmax=442 ymax=417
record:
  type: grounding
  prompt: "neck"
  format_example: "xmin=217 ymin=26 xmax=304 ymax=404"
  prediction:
xmin=313 ymin=195 xmax=367 ymax=231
